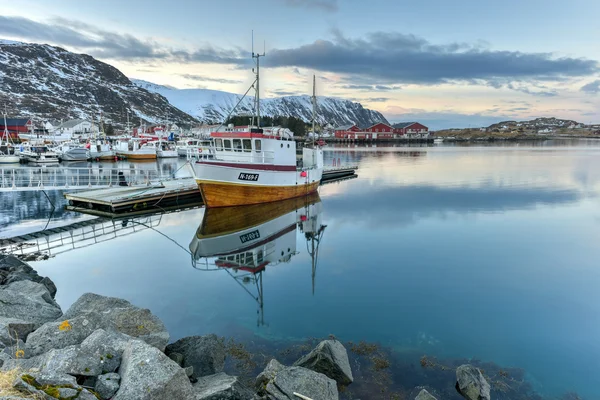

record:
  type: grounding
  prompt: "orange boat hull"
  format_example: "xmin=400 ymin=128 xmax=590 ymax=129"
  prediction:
xmin=196 ymin=180 xmax=320 ymax=208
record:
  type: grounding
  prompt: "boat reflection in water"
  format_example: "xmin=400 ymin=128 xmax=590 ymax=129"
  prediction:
xmin=189 ymin=193 xmax=325 ymax=326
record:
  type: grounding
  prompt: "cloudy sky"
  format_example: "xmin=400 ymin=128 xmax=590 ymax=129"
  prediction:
xmin=1 ymin=0 xmax=599 ymax=128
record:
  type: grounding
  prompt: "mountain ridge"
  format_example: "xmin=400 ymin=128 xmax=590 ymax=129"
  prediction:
xmin=130 ymin=79 xmax=390 ymax=128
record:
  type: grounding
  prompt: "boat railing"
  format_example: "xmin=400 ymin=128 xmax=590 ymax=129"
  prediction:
xmin=189 ymin=149 xmax=277 ymax=164
xmin=0 ymin=167 xmax=173 ymax=191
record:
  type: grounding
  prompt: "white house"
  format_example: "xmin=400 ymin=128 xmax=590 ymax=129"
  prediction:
xmin=43 ymin=120 xmax=61 ymax=133
xmin=537 ymin=128 xmax=553 ymax=134
xmin=55 ymin=119 xmax=93 ymax=137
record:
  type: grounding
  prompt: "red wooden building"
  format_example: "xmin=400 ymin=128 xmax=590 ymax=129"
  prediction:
xmin=334 ymin=124 xmax=360 ymax=138
xmin=0 ymin=118 xmax=31 ymax=139
xmin=366 ymin=122 xmax=396 ymax=139
xmin=392 ymin=122 xmax=429 ymax=136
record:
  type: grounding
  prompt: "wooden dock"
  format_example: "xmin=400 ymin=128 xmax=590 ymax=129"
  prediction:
xmin=64 ymin=167 xmax=358 ymax=216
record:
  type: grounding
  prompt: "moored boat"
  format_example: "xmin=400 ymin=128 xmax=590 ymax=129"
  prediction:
xmin=53 ymin=142 xmax=91 ymax=161
xmin=176 ymin=138 xmax=213 ymax=158
xmin=18 ymin=143 xmax=59 ymax=164
xmin=88 ymin=140 xmax=116 ymax=160
xmin=190 ymin=48 xmax=323 ymax=207
xmin=114 ymin=139 xmax=157 ymax=160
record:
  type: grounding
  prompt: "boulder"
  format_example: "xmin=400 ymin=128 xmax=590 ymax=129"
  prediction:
xmin=165 ymin=335 xmax=225 ymax=378
xmin=415 ymin=389 xmax=438 ymax=400
xmin=25 ymin=313 xmax=104 ymax=357
xmin=456 ymin=364 xmax=491 ymax=400
xmin=0 ymin=255 xmax=57 ymax=297
xmin=12 ymin=371 xmax=82 ymax=400
xmin=255 ymin=359 xmax=285 ymax=394
xmin=258 ymin=364 xmax=338 ymax=400
xmin=0 ymin=317 xmax=35 ymax=346
xmin=193 ymin=372 xmax=254 ymax=400
xmin=95 ymin=372 xmax=121 ymax=399
xmin=63 ymin=293 xmax=169 ymax=351
xmin=78 ymin=329 xmax=129 ymax=373
xmin=113 ymin=339 xmax=194 ymax=400
xmin=0 ymin=280 xmax=62 ymax=327
xmin=294 ymin=339 xmax=353 ymax=385
xmin=1 ymin=353 xmax=47 ymax=372
xmin=43 ymin=345 xmax=107 ymax=376
xmin=78 ymin=390 xmax=99 ymax=400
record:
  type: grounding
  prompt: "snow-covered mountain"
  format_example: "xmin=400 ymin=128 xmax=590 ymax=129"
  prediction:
xmin=0 ymin=41 xmax=196 ymax=126
xmin=132 ymin=79 xmax=389 ymax=127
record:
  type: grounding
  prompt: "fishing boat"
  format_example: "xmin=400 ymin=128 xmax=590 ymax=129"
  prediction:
xmin=18 ymin=143 xmax=59 ymax=164
xmin=88 ymin=140 xmax=115 ymax=160
xmin=148 ymin=140 xmax=178 ymax=158
xmin=190 ymin=193 xmax=324 ymax=324
xmin=0 ymin=111 xmax=20 ymax=164
xmin=176 ymin=138 xmax=213 ymax=158
xmin=190 ymin=47 xmax=323 ymax=207
xmin=114 ymin=139 xmax=157 ymax=160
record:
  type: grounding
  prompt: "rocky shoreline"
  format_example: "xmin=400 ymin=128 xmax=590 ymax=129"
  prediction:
xmin=0 ymin=255 xmax=495 ymax=399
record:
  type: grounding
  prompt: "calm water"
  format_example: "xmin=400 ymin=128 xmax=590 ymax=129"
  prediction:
xmin=2 ymin=140 xmax=599 ymax=398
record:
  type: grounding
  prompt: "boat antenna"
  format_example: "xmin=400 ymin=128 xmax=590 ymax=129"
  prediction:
xmin=252 ymin=31 xmax=265 ymax=129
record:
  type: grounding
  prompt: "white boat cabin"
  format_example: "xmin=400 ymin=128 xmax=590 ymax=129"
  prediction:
xmin=210 ymin=125 xmax=296 ymax=166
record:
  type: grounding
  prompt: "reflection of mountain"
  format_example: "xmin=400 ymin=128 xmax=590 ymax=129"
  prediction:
xmin=189 ymin=194 xmax=324 ymax=326
xmin=324 ymin=184 xmax=580 ymax=228
xmin=0 ymin=191 xmax=71 ymax=228
xmin=324 ymin=149 xmax=426 ymax=168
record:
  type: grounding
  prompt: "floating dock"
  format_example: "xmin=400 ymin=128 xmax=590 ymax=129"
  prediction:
xmin=64 ymin=167 xmax=358 ymax=217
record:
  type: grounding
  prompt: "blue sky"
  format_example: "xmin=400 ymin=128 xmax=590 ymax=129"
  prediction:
xmin=1 ymin=0 xmax=599 ymax=128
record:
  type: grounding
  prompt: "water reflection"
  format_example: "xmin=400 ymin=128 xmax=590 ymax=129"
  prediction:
xmin=190 ymin=193 xmax=324 ymax=326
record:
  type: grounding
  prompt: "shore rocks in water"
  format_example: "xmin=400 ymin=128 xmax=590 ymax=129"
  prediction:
xmin=415 ymin=388 xmax=438 ymax=400
xmin=113 ymin=339 xmax=194 ymax=400
xmin=293 ymin=339 xmax=353 ymax=385
xmin=456 ymin=364 xmax=491 ymax=400
xmin=0 ymin=280 xmax=62 ymax=327
xmin=165 ymin=334 xmax=226 ymax=378
xmin=63 ymin=293 xmax=170 ymax=351
xmin=0 ymin=255 xmax=57 ymax=297
xmin=257 ymin=359 xmax=339 ymax=400
xmin=194 ymin=372 xmax=254 ymax=400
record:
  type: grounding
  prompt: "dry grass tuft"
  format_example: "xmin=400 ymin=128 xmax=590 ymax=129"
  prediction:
xmin=0 ymin=369 xmax=44 ymax=399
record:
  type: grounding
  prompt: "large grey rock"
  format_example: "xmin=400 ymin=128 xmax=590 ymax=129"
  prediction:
xmin=294 ymin=339 xmax=353 ymax=385
xmin=25 ymin=313 xmax=103 ymax=357
xmin=193 ymin=372 xmax=254 ymax=400
xmin=0 ymin=255 xmax=57 ymax=297
xmin=0 ymin=317 xmax=35 ymax=346
xmin=255 ymin=359 xmax=285 ymax=394
xmin=43 ymin=345 xmax=106 ymax=376
xmin=1 ymin=353 xmax=47 ymax=372
xmin=57 ymin=388 xmax=79 ymax=398
xmin=95 ymin=372 xmax=121 ymax=399
xmin=0 ymin=280 xmax=62 ymax=327
xmin=63 ymin=293 xmax=169 ymax=351
xmin=3 ymin=339 xmax=27 ymax=359
xmin=78 ymin=329 xmax=128 ymax=373
xmin=260 ymin=365 xmax=338 ymax=400
xmin=415 ymin=389 xmax=438 ymax=400
xmin=165 ymin=335 xmax=225 ymax=378
xmin=113 ymin=339 xmax=194 ymax=400
xmin=78 ymin=390 xmax=99 ymax=400
xmin=456 ymin=364 xmax=491 ymax=400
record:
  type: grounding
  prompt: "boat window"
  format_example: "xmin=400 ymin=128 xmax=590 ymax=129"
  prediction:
xmin=254 ymin=139 xmax=261 ymax=152
xmin=233 ymin=139 xmax=242 ymax=152
xmin=242 ymin=139 xmax=251 ymax=152
xmin=215 ymin=138 xmax=223 ymax=151
xmin=257 ymin=249 xmax=263 ymax=264
xmin=246 ymin=252 xmax=254 ymax=267
xmin=224 ymin=139 xmax=232 ymax=151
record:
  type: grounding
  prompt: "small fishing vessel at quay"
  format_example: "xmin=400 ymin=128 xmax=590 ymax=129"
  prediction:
xmin=190 ymin=46 xmax=323 ymax=208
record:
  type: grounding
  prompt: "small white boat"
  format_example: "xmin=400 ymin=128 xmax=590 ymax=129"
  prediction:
xmin=88 ymin=140 xmax=116 ymax=160
xmin=18 ymin=143 xmax=60 ymax=164
xmin=147 ymin=140 xmax=178 ymax=158
xmin=433 ymin=137 xmax=444 ymax=143
xmin=177 ymin=138 xmax=213 ymax=158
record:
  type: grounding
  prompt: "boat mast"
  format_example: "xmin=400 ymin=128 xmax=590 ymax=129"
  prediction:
xmin=252 ymin=31 xmax=265 ymax=129
xmin=312 ymin=75 xmax=317 ymax=145
xmin=2 ymin=106 xmax=8 ymax=146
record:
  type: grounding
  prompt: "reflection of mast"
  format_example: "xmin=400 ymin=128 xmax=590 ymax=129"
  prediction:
xmin=299 ymin=200 xmax=326 ymax=295
xmin=224 ymin=268 xmax=265 ymax=327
